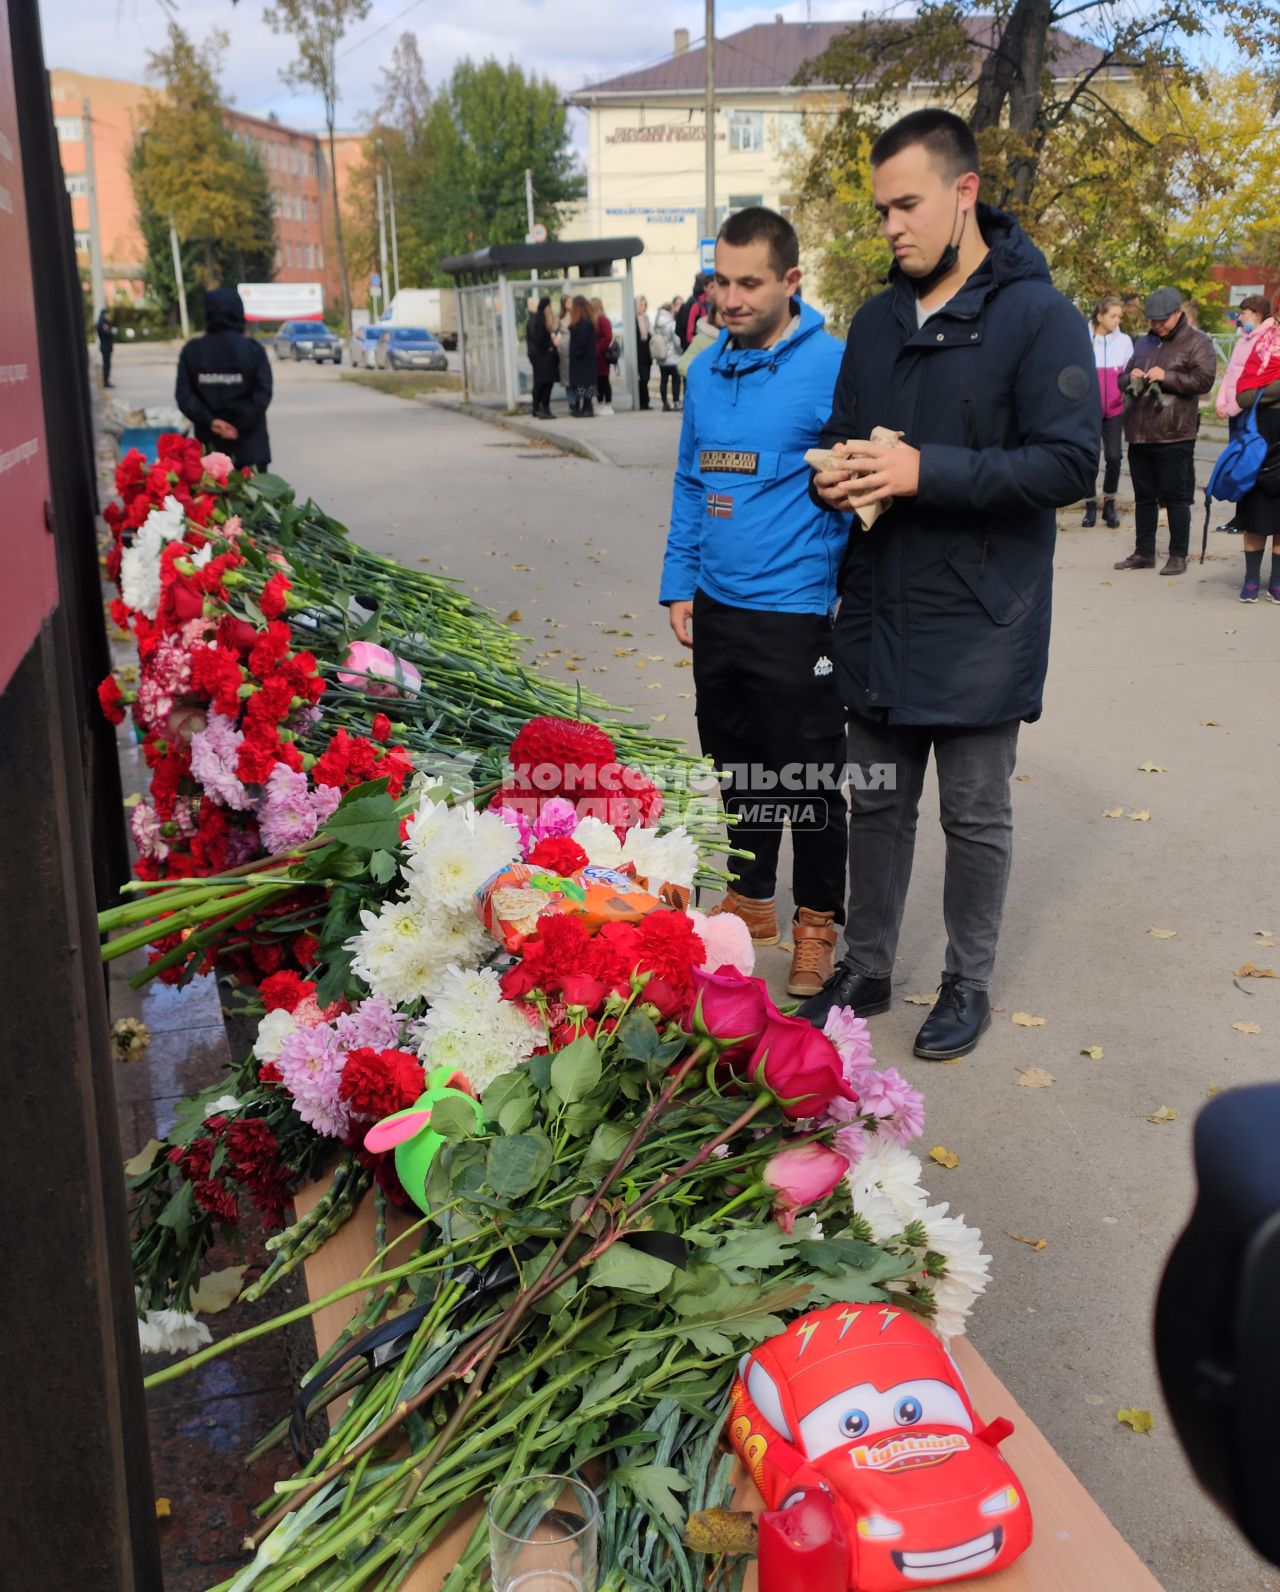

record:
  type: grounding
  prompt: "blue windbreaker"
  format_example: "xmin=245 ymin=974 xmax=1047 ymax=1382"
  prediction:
xmin=659 ymin=299 xmax=845 ymax=614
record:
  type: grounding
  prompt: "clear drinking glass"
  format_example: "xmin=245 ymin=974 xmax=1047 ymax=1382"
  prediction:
xmin=486 ymin=1473 xmax=599 ymax=1592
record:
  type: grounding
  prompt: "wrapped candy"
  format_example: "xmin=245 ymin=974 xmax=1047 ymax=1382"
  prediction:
xmin=476 ymin=862 xmax=660 ymax=953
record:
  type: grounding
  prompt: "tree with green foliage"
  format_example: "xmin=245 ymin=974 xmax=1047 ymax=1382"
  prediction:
xmin=264 ymin=0 xmax=372 ymax=332
xmin=130 ymin=24 xmax=275 ymax=323
xmin=794 ymin=0 xmax=1280 ymax=330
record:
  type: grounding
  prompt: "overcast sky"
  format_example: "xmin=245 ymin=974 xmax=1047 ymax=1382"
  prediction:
xmin=39 ymin=0 xmax=875 ymax=149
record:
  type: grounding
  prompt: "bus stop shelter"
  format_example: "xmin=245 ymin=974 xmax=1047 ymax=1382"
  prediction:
xmin=441 ymin=238 xmax=645 ymax=412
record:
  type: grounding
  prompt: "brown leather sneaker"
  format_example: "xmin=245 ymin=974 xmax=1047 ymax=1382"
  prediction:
xmin=787 ymin=908 xmax=838 ymax=998
xmin=707 ymin=888 xmax=780 ymax=945
xmin=1114 ymin=552 xmax=1155 ymax=570
xmin=1160 ymin=555 xmax=1188 ymax=575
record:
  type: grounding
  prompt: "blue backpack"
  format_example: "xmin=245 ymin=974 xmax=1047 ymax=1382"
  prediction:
xmin=1201 ymin=404 xmax=1267 ymax=561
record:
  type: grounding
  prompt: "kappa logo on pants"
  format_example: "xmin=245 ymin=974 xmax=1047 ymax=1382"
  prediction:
xmin=813 ymin=655 xmax=833 ymax=677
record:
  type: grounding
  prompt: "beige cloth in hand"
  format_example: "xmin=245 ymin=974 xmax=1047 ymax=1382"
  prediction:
xmin=805 ymin=426 xmax=905 ymax=530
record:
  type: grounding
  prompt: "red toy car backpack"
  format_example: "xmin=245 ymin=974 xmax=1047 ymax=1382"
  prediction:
xmin=730 ymin=1303 xmax=1032 ymax=1590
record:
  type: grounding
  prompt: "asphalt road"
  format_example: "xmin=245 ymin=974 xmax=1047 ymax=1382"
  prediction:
xmin=110 ymin=345 xmax=1280 ymax=1592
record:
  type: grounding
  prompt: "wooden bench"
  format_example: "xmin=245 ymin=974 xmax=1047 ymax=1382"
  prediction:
xmin=297 ymin=1185 xmax=1164 ymax=1591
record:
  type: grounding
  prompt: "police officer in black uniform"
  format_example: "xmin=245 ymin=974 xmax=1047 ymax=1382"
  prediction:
xmin=175 ymin=288 xmax=273 ymax=470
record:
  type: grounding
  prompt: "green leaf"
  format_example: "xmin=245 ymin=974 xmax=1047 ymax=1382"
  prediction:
xmin=582 ymin=1120 xmax=633 ymax=1181
xmin=430 ymin=1095 xmax=479 ymax=1140
xmin=315 ymin=948 xmax=355 ymax=1008
xmin=795 ymin=1236 xmax=888 ymax=1278
xmin=708 ymin=1227 xmax=798 ymax=1285
xmin=485 ymin=1132 xmax=553 ymax=1198
xmin=527 ymin=1052 xmax=553 ymax=1092
xmin=612 ymin=1463 xmax=690 ymax=1529
xmin=614 ymin=1010 xmax=663 ymax=1063
xmin=368 ymin=848 xmax=398 ymax=885
xmin=578 ymin=1345 xmax=663 ymax=1414
xmin=560 ymin=1098 xmax=604 ymax=1137
xmin=123 ymin=1138 xmax=164 ymax=1178
xmin=675 ymin=1281 xmax=813 ymax=1355
xmin=550 ymin=1035 xmax=602 ymax=1103
xmin=497 ymin=1093 xmax=535 ymax=1136
xmin=589 ymin=1241 xmax=676 ymax=1296
xmin=321 ymin=791 xmax=400 ymax=857
xmin=804 ymin=1274 xmax=896 ymax=1308
xmin=247 ymin=471 xmax=293 ymax=500
xmin=482 ymin=1072 xmax=528 ymax=1123
xmin=156 ymin=1179 xmax=196 ymax=1246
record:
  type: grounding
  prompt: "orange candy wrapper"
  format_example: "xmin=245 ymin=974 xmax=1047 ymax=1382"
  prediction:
xmin=476 ymin=862 xmax=662 ymax=952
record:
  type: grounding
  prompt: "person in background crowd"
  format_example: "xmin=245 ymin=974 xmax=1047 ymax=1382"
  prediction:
xmin=807 ymin=108 xmax=1097 ymax=1061
xmin=679 ymin=275 xmax=710 ymax=350
xmin=1215 ymin=294 xmax=1272 ymax=534
xmin=555 ymin=293 xmax=572 ymax=397
xmin=660 ymin=206 xmax=847 ymax=1000
xmin=1120 ymin=292 xmax=1144 ymax=336
xmin=634 ymin=295 xmax=653 ymax=411
xmin=1233 ymin=293 xmax=1280 ymax=602
xmin=589 ymin=296 xmax=615 ymax=416
xmin=651 ymin=300 xmax=683 ymax=411
xmin=96 ymin=306 xmax=115 ymax=388
xmin=567 ymin=295 xmax=597 ymax=417
xmin=677 ymin=299 xmax=723 ymax=375
xmin=525 ymin=295 xmax=558 ymax=420
xmin=1085 ymin=294 xmax=1133 ymax=527
xmin=175 ymin=287 xmax=273 ymax=471
xmin=1113 ymin=287 xmax=1216 ymax=576
xmin=1181 ymin=300 xmax=1200 ymax=329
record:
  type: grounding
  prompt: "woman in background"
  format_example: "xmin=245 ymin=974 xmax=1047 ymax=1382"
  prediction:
xmin=652 ymin=300 xmax=682 ymax=411
xmin=567 ymin=295 xmax=596 ymax=417
xmin=589 ymin=297 xmax=615 ymax=416
xmin=525 ymin=295 xmax=558 ymax=419
xmin=634 ymin=295 xmax=653 ymax=411
xmin=1085 ymin=294 xmax=1133 ymax=528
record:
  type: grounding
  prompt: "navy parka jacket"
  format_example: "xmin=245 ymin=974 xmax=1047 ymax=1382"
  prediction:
xmin=817 ymin=206 xmax=1097 ymax=727
xmin=176 ymin=288 xmax=274 ymax=469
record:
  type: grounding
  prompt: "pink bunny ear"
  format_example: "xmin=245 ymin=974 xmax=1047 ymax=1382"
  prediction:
xmin=363 ymin=1109 xmax=433 ymax=1154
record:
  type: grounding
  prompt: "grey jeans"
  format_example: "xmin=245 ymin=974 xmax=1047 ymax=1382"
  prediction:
xmin=842 ymin=713 xmax=1021 ymax=988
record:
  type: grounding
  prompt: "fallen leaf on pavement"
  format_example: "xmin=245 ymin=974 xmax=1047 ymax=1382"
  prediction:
xmin=674 ymin=658 xmax=692 ymax=668
xmin=903 ymin=993 xmax=937 ymax=1006
xmin=1103 ymin=806 xmax=1126 ymax=818
xmin=1009 ymin=1233 xmax=1048 ymax=1250
xmin=505 ymin=609 xmax=522 ymax=623
xmin=1206 ymin=1084 xmax=1223 ymax=1098
xmin=1117 ymin=1408 xmax=1154 ymax=1435
xmin=1147 ymin=928 xmax=1178 ymax=940
xmin=1137 ymin=762 xmax=1167 ymax=773
xmin=1254 ymin=939 xmax=1276 ymax=949
xmin=1015 ymin=773 xmax=1031 ymax=782
xmin=1147 ymin=1106 xmax=1179 ymax=1124
xmin=1017 ymin=1067 xmax=1056 ymax=1088
xmin=191 ymin=1265 xmax=249 ymax=1315
xmin=614 ymin=647 xmax=636 ymax=657
xmin=155 ymin=1498 xmax=172 ymax=1519
xmin=1080 ymin=1045 xmax=1105 ymax=1060
xmin=1257 ymin=928 xmax=1275 ymax=937
xmin=1232 ymin=1021 xmax=1262 ymax=1035
xmin=123 ymin=791 xmax=143 ymax=808
xmin=1235 ymin=963 xmax=1277 ymax=979
xmin=651 ymin=713 xmax=667 ymax=723
xmin=929 ymin=1146 xmax=960 ymax=1169
xmin=1011 ymin=1011 xmax=1047 ymax=1027
xmin=123 ymin=1139 xmax=163 ymax=1177
xmin=1128 ymin=810 xmax=1151 ymax=822
xmin=1200 ymin=719 xmax=1220 ymax=727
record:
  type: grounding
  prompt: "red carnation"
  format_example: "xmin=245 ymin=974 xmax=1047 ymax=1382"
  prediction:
xmin=371 ymin=712 xmax=392 ymax=742
xmin=260 ymin=970 xmax=317 ymax=1012
xmin=248 ymin=620 xmax=293 ymax=681
xmin=260 ymin=571 xmax=291 ymax=619
xmin=97 ymin=675 xmax=126 ymax=724
xmin=339 ymin=1047 xmax=426 ymax=1120
xmin=292 ymin=932 xmax=320 ymax=971
xmin=527 ymin=836 xmax=589 ymax=876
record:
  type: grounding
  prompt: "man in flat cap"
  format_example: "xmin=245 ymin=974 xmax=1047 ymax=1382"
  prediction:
xmin=1113 ymin=286 xmax=1216 ymax=576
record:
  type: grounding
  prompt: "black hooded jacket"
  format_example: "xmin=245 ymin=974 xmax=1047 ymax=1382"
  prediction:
xmin=175 ymin=289 xmax=273 ymax=468
xmin=816 ymin=206 xmax=1098 ymax=727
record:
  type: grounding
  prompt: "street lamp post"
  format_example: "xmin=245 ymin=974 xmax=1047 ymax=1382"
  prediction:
xmin=387 ymin=163 xmax=401 ymax=298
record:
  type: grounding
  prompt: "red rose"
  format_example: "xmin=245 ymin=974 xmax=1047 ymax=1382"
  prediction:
xmin=527 ymin=836 xmax=589 ymax=876
xmin=97 ymin=675 xmax=127 ymax=724
xmin=260 ymin=571 xmax=292 ymax=619
xmin=749 ymin=1013 xmax=855 ymax=1121
xmin=559 ymin=972 xmax=608 ymax=1012
xmin=339 ymin=1047 xmax=426 ymax=1120
xmin=260 ymin=970 xmax=316 ymax=1012
xmin=371 ymin=712 xmax=392 ymax=742
xmin=690 ymin=965 xmax=776 ymax=1063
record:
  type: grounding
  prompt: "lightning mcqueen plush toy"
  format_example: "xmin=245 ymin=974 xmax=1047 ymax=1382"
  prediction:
xmin=730 ymin=1303 xmax=1032 ymax=1590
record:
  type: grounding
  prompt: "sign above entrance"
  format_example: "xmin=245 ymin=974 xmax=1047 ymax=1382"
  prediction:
xmin=238 ymin=281 xmax=324 ymax=322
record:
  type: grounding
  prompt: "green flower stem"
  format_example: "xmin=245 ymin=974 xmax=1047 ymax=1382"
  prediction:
xmin=101 ymin=883 xmax=285 ymax=962
xmin=624 ymin=1091 xmax=775 ymax=1223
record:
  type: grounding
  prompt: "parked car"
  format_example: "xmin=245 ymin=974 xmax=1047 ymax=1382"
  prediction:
xmin=374 ymin=326 xmax=449 ymax=372
xmin=273 ymin=321 xmax=342 ymax=363
xmin=351 ymin=324 xmax=385 ymax=369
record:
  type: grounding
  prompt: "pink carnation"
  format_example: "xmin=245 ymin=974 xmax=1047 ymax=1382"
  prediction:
xmin=533 ymin=797 xmax=579 ymax=843
xmin=130 ymin=802 xmax=168 ymax=861
xmin=201 ymin=451 xmax=234 ymax=484
xmin=190 ymin=713 xmax=251 ymax=810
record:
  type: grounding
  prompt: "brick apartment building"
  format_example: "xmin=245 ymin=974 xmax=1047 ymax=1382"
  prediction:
xmin=49 ymin=67 xmax=359 ymax=312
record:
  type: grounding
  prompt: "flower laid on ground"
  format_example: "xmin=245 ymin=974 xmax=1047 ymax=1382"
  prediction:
xmin=111 ymin=1016 xmax=152 ymax=1063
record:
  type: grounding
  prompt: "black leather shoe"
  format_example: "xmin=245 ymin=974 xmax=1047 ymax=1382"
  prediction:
xmin=1103 ymin=499 xmax=1120 ymax=528
xmin=1081 ymin=500 xmax=1097 ymax=527
xmin=913 ymin=976 xmax=991 ymax=1061
xmin=796 ymin=962 xmax=891 ymax=1027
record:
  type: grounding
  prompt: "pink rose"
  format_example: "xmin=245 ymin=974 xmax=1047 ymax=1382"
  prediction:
xmin=749 ymin=1012 xmax=856 ymax=1121
xmin=764 ymin=1141 xmax=850 ymax=1232
xmin=338 ymin=640 xmax=423 ymax=699
xmin=689 ymin=965 xmax=775 ymax=1063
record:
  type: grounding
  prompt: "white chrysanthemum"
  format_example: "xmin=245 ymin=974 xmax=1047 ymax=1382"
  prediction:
xmin=571 ymin=815 xmax=625 ymax=869
xmin=849 ymin=1139 xmax=928 ymax=1226
xmin=254 ymin=1008 xmax=298 ymax=1063
xmin=138 ymin=1308 xmax=212 ymax=1355
xmin=917 ymin=1201 xmax=991 ymax=1341
xmin=120 ymin=521 xmax=164 ymax=617
xmin=619 ymin=825 xmax=699 ymax=890
xmin=347 ymin=900 xmax=453 ymax=1006
xmin=850 ymin=1187 xmax=907 ymax=1245
xmin=402 ymin=801 xmax=520 ymax=913
xmin=412 ymin=964 xmax=537 ymax=1093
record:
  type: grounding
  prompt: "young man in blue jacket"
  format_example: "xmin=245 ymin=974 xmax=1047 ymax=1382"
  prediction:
xmin=803 ymin=109 xmax=1097 ymax=1060
xmin=660 ymin=207 xmax=847 ymax=999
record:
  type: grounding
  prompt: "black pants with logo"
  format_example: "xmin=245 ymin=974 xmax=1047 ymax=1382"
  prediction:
xmin=1129 ymin=440 xmax=1195 ymax=558
xmin=691 ymin=590 xmax=847 ymax=916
